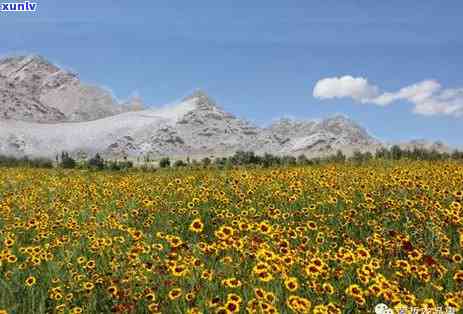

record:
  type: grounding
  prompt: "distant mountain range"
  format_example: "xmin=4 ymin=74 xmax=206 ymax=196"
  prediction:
xmin=0 ymin=55 xmax=453 ymax=160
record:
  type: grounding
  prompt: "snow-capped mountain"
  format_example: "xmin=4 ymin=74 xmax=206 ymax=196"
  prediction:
xmin=0 ymin=88 xmax=380 ymax=159
xmin=0 ymin=55 xmax=450 ymax=160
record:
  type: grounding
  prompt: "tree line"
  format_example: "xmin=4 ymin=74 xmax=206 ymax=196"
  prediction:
xmin=0 ymin=152 xmax=133 ymax=170
xmin=159 ymin=145 xmax=463 ymax=169
xmin=1 ymin=145 xmax=463 ymax=170
xmin=58 ymin=152 xmax=134 ymax=171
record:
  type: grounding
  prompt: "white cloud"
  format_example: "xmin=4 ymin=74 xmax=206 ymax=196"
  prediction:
xmin=313 ymin=76 xmax=463 ymax=117
xmin=313 ymin=76 xmax=379 ymax=102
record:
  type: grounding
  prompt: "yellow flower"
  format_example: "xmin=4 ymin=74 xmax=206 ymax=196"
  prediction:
xmin=222 ymin=277 xmax=242 ymax=288
xmin=208 ymin=296 xmax=221 ymax=308
xmin=284 ymin=277 xmax=299 ymax=292
xmin=258 ymin=221 xmax=272 ymax=234
xmin=201 ymin=270 xmax=213 ymax=281
xmin=189 ymin=218 xmax=204 ymax=233
xmin=71 ymin=307 xmax=83 ymax=314
xmin=224 ymin=300 xmax=240 ymax=312
xmin=227 ymin=293 xmax=242 ymax=304
xmin=187 ymin=307 xmax=202 ymax=314
xmin=168 ymin=288 xmax=182 ymax=300
xmin=286 ymin=295 xmax=311 ymax=313
xmin=83 ymin=281 xmax=95 ymax=290
xmin=77 ymin=256 xmax=86 ymax=264
xmin=345 ymin=284 xmax=363 ymax=298
xmin=7 ymin=255 xmax=17 ymax=263
xmin=25 ymin=276 xmax=36 ymax=287
xmin=171 ymin=264 xmax=188 ymax=277
xmin=145 ymin=292 xmax=156 ymax=302
xmin=256 ymin=270 xmax=273 ymax=282
xmin=148 ymin=303 xmax=160 ymax=312
xmin=322 ymin=282 xmax=335 ymax=294
xmin=107 ymin=285 xmax=118 ymax=296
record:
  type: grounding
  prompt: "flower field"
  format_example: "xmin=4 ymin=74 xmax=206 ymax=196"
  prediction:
xmin=0 ymin=161 xmax=462 ymax=313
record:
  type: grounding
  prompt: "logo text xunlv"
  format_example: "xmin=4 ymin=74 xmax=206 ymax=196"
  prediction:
xmin=0 ymin=1 xmax=37 ymax=12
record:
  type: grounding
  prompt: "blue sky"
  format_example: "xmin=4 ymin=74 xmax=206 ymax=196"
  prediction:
xmin=1 ymin=0 xmax=462 ymax=146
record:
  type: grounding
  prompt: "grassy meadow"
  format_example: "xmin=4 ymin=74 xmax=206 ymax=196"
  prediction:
xmin=0 ymin=161 xmax=462 ymax=313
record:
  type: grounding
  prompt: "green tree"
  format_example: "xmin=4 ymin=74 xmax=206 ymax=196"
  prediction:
xmin=174 ymin=160 xmax=187 ymax=168
xmin=390 ymin=145 xmax=403 ymax=160
xmin=297 ymin=154 xmax=309 ymax=165
xmin=159 ymin=157 xmax=171 ymax=168
xmin=60 ymin=152 xmax=76 ymax=169
xmin=88 ymin=153 xmax=105 ymax=170
xmin=201 ymin=157 xmax=212 ymax=167
xmin=335 ymin=150 xmax=346 ymax=162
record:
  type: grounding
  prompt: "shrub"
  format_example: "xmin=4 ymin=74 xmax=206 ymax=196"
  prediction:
xmin=60 ymin=152 xmax=76 ymax=169
xmin=174 ymin=160 xmax=187 ymax=168
xmin=88 ymin=153 xmax=105 ymax=170
xmin=159 ymin=157 xmax=171 ymax=168
xmin=201 ymin=157 xmax=212 ymax=167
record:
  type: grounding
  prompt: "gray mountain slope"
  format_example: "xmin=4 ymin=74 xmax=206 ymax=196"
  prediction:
xmin=0 ymin=90 xmax=383 ymax=159
xmin=0 ymin=55 xmax=141 ymax=122
xmin=0 ymin=55 xmax=451 ymax=160
xmin=266 ymin=115 xmax=382 ymax=157
xmin=394 ymin=139 xmax=451 ymax=153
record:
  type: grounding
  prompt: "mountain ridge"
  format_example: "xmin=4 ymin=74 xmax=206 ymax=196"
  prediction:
xmin=0 ymin=54 xmax=144 ymax=122
xmin=0 ymin=54 xmax=454 ymax=160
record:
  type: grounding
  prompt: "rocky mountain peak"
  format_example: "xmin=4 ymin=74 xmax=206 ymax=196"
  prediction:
xmin=0 ymin=54 xmax=75 ymax=85
xmin=396 ymin=139 xmax=451 ymax=153
xmin=265 ymin=113 xmax=380 ymax=156
xmin=123 ymin=95 xmax=145 ymax=111
xmin=269 ymin=117 xmax=318 ymax=130
xmin=0 ymin=54 xmax=137 ymax=122
xmin=182 ymin=89 xmax=209 ymax=101
xmin=183 ymin=90 xmax=222 ymax=111
xmin=318 ymin=114 xmax=377 ymax=142
xmin=270 ymin=117 xmax=294 ymax=127
xmin=0 ymin=54 xmax=46 ymax=69
xmin=324 ymin=114 xmax=351 ymax=122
